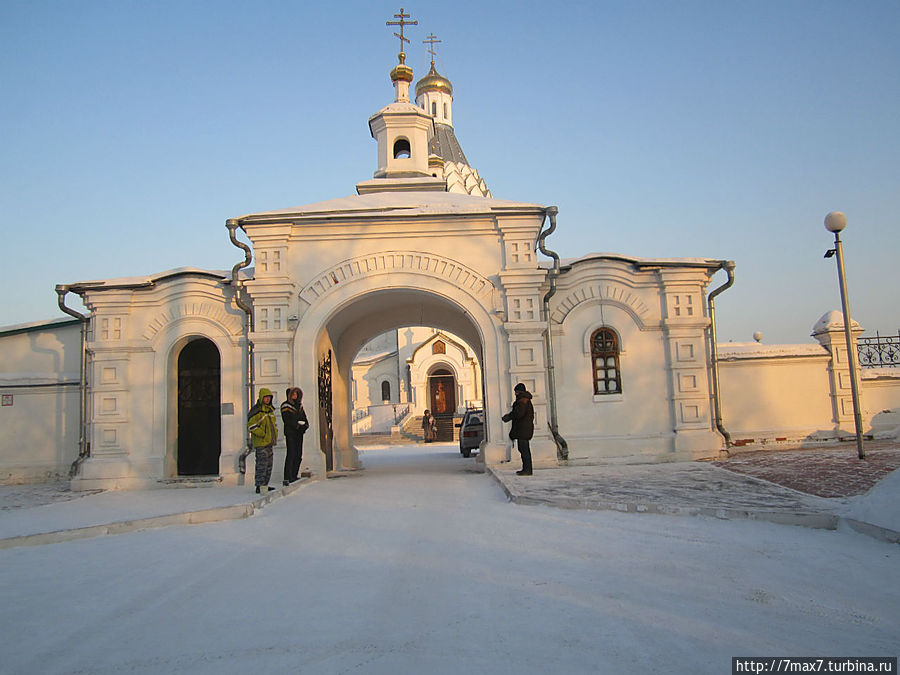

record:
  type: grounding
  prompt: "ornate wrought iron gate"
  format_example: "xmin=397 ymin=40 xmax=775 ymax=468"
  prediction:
xmin=318 ymin=349 xmax=334 ymax=471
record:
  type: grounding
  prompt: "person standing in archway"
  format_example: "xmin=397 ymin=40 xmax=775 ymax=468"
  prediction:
xmin=502 ymin=383 xmax=534 ymax=476
xmin=247 ymin=388 xmax=278 ymax=493
xmin=281 ymin=387 xmax=308 ymax=485
xmin=422 ymin=409 xmax=435 ymax=442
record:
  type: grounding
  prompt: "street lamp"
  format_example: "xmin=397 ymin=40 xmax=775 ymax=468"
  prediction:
xmin=823 ymin=211 xmax=865 ymax=459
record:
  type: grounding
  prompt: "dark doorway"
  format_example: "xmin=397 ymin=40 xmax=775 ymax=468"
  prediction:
xmin=429 ymin=369 xmax=456 ymax=441
xmin=429 ymin=370 xmax=456 ymax=415
xmin=177 ymin=338 xmax=221 ymax=475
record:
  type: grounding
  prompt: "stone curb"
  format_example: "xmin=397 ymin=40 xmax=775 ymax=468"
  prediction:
xmin=488 ymin=469 xmax=900 ymax=544
xmin=0 ymin=479 xmax=308 ymax=550
xmin=842 ymin=518 xmax=900 ymax=544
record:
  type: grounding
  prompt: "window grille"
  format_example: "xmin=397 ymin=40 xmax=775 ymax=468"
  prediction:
xmin=591 ymin=328 xmax=622 ymax=395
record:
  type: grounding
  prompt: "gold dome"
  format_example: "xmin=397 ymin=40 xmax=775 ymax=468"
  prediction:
xmin=415 ymin=64 xmax=453 ymax=98
xmin=391 ymin=63 xmax=414 ymax=83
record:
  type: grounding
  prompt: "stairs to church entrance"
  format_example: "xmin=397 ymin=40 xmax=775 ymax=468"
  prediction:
xmin=434 ymin=415 xmax=456 ymax=442
xmin=353 ymin=414 xmax=463 ymax=446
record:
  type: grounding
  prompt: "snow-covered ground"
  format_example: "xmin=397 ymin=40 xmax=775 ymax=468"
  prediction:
xmin=840 ymin=467 xmax=900 ymax=531
xmin=1 ymin=445 xmax=897 ymax=674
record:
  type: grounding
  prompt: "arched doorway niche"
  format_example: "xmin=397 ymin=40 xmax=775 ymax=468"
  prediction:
xmin=155 ymin=320 xmax=243 ymax=481
xmin=427 ymin=366 xmax=457 ymax=417
xmin=296 ymin=274 xmax=509 ymax=474
xmin=174 ymin=337 xmax=221 ymax=476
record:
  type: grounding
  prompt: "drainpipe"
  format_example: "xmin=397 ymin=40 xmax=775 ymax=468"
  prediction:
xmin=707 ymin=261 xmax=736 ymax=451
xmin=535 ymin=206 xmax=569 ymax=461
xmin=56 ymin=286 xmax=90 ymax=478
xmin=226 ymin=218 xmax=254 ymax=473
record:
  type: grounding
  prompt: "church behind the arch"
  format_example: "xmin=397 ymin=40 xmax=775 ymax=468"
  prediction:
xmin=4 ymin=22 xmax=892 ymax=489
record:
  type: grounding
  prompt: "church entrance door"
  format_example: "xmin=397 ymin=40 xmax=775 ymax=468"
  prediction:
xmin=177 ymin=338 xmax=221 ymax=475
xmin=429 ymin=370 xmax=456 ymax=441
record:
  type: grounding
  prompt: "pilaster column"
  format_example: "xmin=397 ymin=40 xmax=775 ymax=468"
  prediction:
xmin=813 ymin=313 xmax=865 ymax=436
xmin=494 ymin=267 xmax=557 ymax=467
xmin=657 ymin=269 xmax=721 ymax=458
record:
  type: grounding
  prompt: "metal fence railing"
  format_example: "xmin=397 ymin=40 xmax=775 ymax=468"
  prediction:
xmin=858 ymin=331 xmax=900 ymax=368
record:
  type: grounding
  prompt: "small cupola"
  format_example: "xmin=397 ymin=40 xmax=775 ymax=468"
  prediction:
xmin=358 ymin=10 xmax=446 ymax=194
xmin=415 ymin=34 xmax=454 ymax=126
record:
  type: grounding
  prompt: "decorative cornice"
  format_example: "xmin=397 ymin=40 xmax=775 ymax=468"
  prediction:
xmin=551 ymin=283 xmax=652 ymax=326
xmin=143 ymin=302 xmax=242 ymax=340
xmin=299 ymin=251 xmax=495 ymax=305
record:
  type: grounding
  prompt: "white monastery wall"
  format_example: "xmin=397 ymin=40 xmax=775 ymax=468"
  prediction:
xmin=717 ymin=345 xmax=834 ymax=446
xmin=0 ymin=320 xmax=82 ymax=482
xmin=862 ymin=369 xmax=900 ymax=438
xmin=714 ymin=337 xmax=900 ymax=448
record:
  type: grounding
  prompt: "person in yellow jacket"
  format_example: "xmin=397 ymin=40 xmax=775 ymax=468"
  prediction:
xmin=247 ymin=388 xmax=278 ymax=493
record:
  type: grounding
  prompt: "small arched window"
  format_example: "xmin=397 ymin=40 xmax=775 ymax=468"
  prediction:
xmin=393 ymin=138 xmax=411 ymax=159
xmin=590 ymin=328 xmax=622 ymax=395
xmin=443 ymin=102 xmax=448 ymax=119
xmin=381 ymin=380 xmax=391 ymax=402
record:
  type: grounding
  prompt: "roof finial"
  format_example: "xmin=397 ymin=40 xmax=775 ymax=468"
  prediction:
xmin=386 ymin=7 xmax=417 ymax=65
xmin=423 ymin=32 xmax=441 ymax=68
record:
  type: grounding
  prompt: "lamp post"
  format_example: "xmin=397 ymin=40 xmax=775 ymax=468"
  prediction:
xmin=823 ymin=211 xmax=865 ymax=460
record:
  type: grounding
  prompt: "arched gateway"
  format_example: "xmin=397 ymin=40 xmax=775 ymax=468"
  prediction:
xmin=238 ymin=193 xmax=558 ymax=476
xmin=62 ymin=23 xmax=726 ymax=490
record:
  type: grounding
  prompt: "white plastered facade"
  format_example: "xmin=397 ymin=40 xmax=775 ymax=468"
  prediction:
xmin=64 ymin=271 xmax=249 ymax=489
xmin=5 ymin=55 xmax=897 ymax=489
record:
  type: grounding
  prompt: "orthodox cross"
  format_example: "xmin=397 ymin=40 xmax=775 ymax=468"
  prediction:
xmin=423 ymin=32 xmax=441 ymax=67
xmin=386 ymin=8 xmax=417 ymax=60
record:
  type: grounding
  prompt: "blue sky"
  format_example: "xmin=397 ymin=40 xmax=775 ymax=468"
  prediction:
xmin=2 ymin=0 xmax=898 ymax=344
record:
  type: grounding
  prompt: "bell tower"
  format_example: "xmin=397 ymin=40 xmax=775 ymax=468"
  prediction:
xmin=358 ymin=8 xmax=446 ymax=194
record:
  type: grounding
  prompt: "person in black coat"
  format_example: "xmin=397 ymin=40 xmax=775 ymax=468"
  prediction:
xmin=280 ymin=387 xmax=309 ymax=485
xmin=502 ymin=383 xmax=534 ymax=476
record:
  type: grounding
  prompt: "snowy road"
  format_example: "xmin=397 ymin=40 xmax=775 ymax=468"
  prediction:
xmin=1 ymin=445 xmax=897 ymax=674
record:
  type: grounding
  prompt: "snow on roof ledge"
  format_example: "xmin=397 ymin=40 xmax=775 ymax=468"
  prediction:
xmin=545 ymin=253 xmax=728 ymax=269
xmin=862 ymin=366 xmax=900 ymax=380
xmin=717 ymin=342 xmax=829 ymax=360
xmin=0 ymin=316 xmax=80 ymax=336
xmin=812 ymin=310 xmax=862 ymax=335
xmin=240 ymin=191 xmax=543 ymax=220
xmin=66 ymin=267 xmax=236 ymax=292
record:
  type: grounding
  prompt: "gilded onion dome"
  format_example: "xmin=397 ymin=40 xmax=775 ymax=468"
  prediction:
xmin=391 ymin=59 xmax=413 ymax=84
xmin=415 ymin=64 xmax=453 ymax=98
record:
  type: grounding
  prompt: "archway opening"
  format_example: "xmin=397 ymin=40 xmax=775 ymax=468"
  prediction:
xmin=176 ymin=338 xmax=221 ymax=475
xmin=349 ymin=327 xmax=480 ymax=444
xmin=316 ymin=288 xmax=488 ymax=470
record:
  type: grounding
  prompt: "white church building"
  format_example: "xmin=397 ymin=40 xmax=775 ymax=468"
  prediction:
xmin=2 ymin=24 xmax=898 ymax=489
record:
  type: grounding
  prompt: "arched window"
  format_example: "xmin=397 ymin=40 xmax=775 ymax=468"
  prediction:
xmin=393 ymin=138 xmax=410 ymax=159
xmin=381 ymin=380 xmax=391 ymax=402
xmin=590 ymin=328 xmax=622 ymax=395
xmin=431 ymin=101 xmax=437 ymax=116
xmin=443 ymin=102 xmax=448 ymax=119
